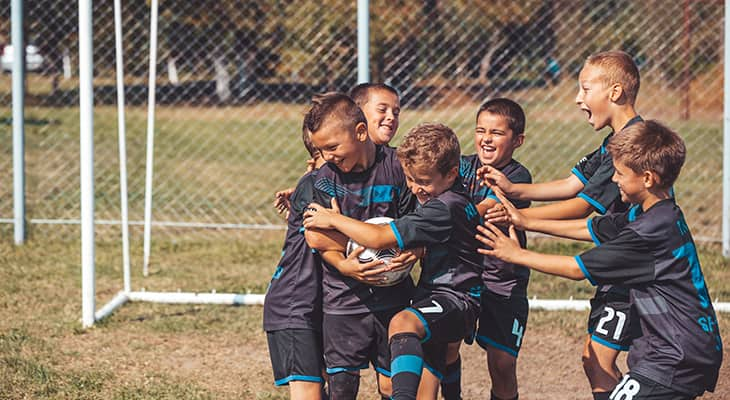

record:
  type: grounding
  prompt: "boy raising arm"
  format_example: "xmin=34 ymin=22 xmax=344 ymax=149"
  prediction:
xmin=482 ymin=51 xmax=644 ymax=397
xmin=478 ymin=120 xmax=722 ymax=400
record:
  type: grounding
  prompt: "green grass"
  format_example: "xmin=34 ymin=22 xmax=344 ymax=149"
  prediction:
xmin=0 ymin=227 xmax=728 ymax=398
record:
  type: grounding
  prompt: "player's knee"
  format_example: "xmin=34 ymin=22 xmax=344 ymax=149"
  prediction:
xmin=388 ymin=310 xmax=421 ymax=337
xmin=490 ymin=353 xmax=516 ymax=379
xmin=328 ymin=372 xmax=360 ymax=400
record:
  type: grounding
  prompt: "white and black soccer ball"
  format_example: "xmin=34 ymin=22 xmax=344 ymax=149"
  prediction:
xmin=346 ymin=216 xmax=415 ymax=287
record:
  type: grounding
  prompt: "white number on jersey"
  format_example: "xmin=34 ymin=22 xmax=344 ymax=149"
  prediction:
xmin=595 ymin=306 xmax=627 ymax=341
xmin=610 ymin=375 xmax=641 ymax=400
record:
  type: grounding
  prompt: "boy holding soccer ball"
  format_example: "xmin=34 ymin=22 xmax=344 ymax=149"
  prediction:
xmin=304 ymin=123 xmax=485 ymax=400
xmin=302 ymin=92 xmax=418 ymax=400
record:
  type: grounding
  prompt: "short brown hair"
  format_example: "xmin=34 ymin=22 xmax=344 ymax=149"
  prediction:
xmin=301 ymin=121 xmax=317 ymax=158
xmin=304 ymin=92 xmax=367 ymax=136
xmin=476 ymin=98 xmax=526 ymax=135
xmin=607 ymin=120 xmax=685 ymax=189
xmin=397 ymin=123 xmax=460 ymax=176
xmin=349 ymin=83 xmax=399 ymax=107
xmin=585 ymin=51 xmax=640 ymax=105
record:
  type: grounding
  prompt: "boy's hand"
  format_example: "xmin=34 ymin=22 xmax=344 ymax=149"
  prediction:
xmin=485 ymin=188 xmax=529 ymax=230
xmin=477 ymin=165 xmax=515 ymax=195
xmin=273 ymin=187 xmax=295 ymax=218
xmin=476 ymin=222 xmax=522 ymax=264
xmin=302 ymin=198 xmax=341 ymax=230
xmin=388 ymin=247 xmax=424 ymax=271
xmin=337 ymin=246 xmax=389 ymax=284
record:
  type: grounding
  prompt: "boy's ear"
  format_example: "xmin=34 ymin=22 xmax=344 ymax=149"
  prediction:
xmin=355 ymin=122 xmax=369 ymax=142
xmin=512 ymin=133 xmax=525 ymax=148
xmin=643 ymin=170 xmax=660 ymax=188
xmin=609 ymin=83 xmax=625 ymax=103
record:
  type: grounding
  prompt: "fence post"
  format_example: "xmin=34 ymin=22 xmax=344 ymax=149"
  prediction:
xmin=357 ymin=0 xmax=369 ymax=83
xmin=11 ymin=0 xmax=25 ymax=244
xmin=722 ymin=0 xmax=730 ymax=257
xmin=79 ymin=0 xmax=95 ymax=328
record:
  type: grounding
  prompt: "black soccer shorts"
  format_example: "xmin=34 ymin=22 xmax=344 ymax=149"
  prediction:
xmin=609 ymin=373 xmax=697 ymax=400
xmin=587 ymin=287 xmax=639 ymax=351
xmin=322 ymin=308 xmax=400 ymax=377
xmin=267 ymin=328 xmax=324 ymax=386
xmin=476 ymin=289 xmax=529 ymax=357
xmin=404 ymin=291 xmax=479 ymax=379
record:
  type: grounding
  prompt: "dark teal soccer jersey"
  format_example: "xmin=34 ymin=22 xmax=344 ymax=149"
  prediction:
xmin=390 ymin=180 xmax=485 ymax=299
xmin=577 ymin=199 xmax=722 ymax=396
xmin=460 ymin=155 xmax=532 ymax=297
xmin=263 ymin=170 xmax=323 ymax=332
xmin=311 ymin=145 xmax=415 ymax=315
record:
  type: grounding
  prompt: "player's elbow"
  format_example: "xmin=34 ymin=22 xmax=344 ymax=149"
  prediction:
xmin=304 ymin=229 xmax=329 ymax=251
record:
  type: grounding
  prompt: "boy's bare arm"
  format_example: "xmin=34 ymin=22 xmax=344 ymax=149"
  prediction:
xmin=476 ymin=222 xmax=585 ymax=280
xmin=520 ymin=197 xmax=595 ymax=220
xmin=476 ymin=197 xmax=498 ymax=217
xmin=488 ymin=189 xmax=592 ymax=241
xmin=479 ymin=165 xmax=584 ymax=201
xmin=319 ymin=249 xmax=390 ymax=285
xmin=303 ymin=227 xmax=349 ymax=252
xmin=303 ymin=203 xmax=398 ymax=250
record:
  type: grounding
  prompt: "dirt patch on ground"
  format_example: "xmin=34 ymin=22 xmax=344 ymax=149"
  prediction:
xmin=51 ymin=307 xmax=729 ymax=399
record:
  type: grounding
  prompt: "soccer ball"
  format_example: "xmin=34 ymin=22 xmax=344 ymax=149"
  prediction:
xmin=346 ymin=217 xmax=415 ymax=287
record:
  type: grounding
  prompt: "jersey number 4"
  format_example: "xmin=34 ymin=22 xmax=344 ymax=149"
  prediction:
xmin=596 ymin=306 xmax=626 ymax=341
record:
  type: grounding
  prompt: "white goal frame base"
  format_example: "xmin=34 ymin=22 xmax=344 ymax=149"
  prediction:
xmin=94 ymin=291 xmax=266 ymax=323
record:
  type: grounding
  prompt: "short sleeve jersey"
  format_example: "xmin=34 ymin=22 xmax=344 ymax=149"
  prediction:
xmin=311 ymin=145 xmax=415 ymax=315
xmin=390 ymin=180 xmax=485 ymax=302
xmin=572 ymin=115 xmax=643 ymax=215
xmin=460 ymin=155 xmax=532 ymax=297
xmin=263 ymin=170 xmax=323 ymax=332
xmin=576 ymin=199 xmax=722 ymax=395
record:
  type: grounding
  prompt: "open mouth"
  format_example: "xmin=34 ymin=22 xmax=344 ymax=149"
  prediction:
xmin=582 ymin=108 xmax=593 ymax=123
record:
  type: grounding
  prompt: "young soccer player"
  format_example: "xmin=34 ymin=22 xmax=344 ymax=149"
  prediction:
xmin=481 ymin=51 xmax=643 ymax=397
xmin=350 ymin=82 xmax=401 ymax=146
xmin=263 ymin=123 xmax=327 ymax=399
xmin=304 ymin=122 xmax=485 ymax=400
xmin=477 ymin=120 xmax=722 ymax=400
xmin=302 ymin=92 xmax=417 ymax=400
xmin=274 ymin=83 xmax=401 ymax=216
xmin=441 ymin=98 xmax=531 ymax=400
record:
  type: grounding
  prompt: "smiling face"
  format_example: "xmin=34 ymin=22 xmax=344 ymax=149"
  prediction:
xmin=361 ymin=89 xmax=400 ymax=145
xmin=310 ymin=120 xmax=369 ymax=173
xmin=611 ymin=159 xmax=649 ymax=205
xmin=474 ymin=111 xmax=524 ymax=168
xmin=575 ymin=63 xmax=613 ymax=131
xmin=402 ymin=163 xmax=457 ymax=205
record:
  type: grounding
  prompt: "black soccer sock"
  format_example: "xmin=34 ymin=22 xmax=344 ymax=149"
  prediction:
xmin=389 ymin=332 xmax=423 ymax=400
xmin=327 ymin=372 xmax=360 ymax=400
xmin=490 ymin=391 xmax=518 ymax=400
xmin=440 ymin=356 xmax=462 ymax=400
xmin=592 ymin=392 xmax=610 ymax=400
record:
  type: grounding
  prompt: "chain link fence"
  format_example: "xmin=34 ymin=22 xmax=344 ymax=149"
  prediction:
xmin=0 ymin=0 xmax=723 ymax=244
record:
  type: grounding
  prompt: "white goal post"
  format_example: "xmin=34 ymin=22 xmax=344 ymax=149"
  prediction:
xmin=79 ymin=0 xmax=730 ymax=328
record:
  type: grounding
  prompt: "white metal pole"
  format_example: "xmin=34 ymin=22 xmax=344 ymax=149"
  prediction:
xmin=143 ymin=0 xmax=159 ymax=276
xmin=114 ymin=0 xmax=132 ymax=291
xmin=722 ymin=0 xmax=730 ymax=257
xmin=357 ymin=0 xmax=370 ymax=83
xmin=79 ymin=0 xmax=95 ymax=328
xmin=11 ymin=0 xmax=25 ymax=244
